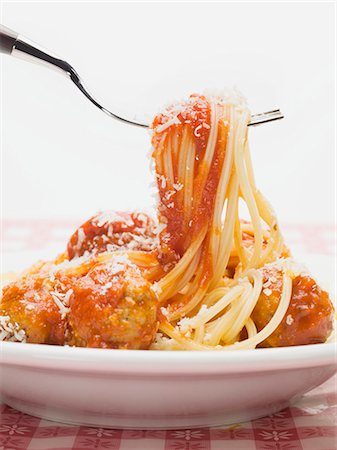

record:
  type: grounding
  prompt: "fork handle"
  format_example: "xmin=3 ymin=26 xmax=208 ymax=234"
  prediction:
xmin=0 ymin=24 xmax=18 ymax=54
xmin=0 ymin=23 xmax=76 ymax=79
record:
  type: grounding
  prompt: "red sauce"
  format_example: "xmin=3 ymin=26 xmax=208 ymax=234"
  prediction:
xmin=152 ymin=94 xmax=211 ymax=158
xmin=152 ymin=95 xmax=230 ymax=307
xmin=191 ymin=119 xmax=228 ymax=241
xmin=152 ymin=95 xmax=224 ymax=261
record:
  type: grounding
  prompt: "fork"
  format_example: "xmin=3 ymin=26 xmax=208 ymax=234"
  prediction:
xmin=0 ymin=24 xmax=284 ymax=128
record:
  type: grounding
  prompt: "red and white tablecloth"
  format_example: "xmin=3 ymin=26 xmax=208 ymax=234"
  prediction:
xmin=1 ymin=220 xmax=336 ymax=450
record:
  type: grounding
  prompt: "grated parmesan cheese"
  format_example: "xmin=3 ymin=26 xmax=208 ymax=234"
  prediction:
xmin=155 ymin=222 xmax=167 ymax=235
xmin=262 ymin=258 xmax=310 ymax=279
xmin=160 ymin=306 xmax=169 ymax=316
xmin=172 ymin=182 xmax=184 ymax=191
xmin=204 ymin=332 xmax=211 ymax=342
xmin=286 ymin=314 xmax=294 ymax=326
xmin=176 ymin=305 xmax=208 ymax=334
xmin=263 ymin=288 xmax=272 ymax=297
xmin=94 ymin=211 xmax=124 ymax=227
xmin=164 ymin=190 xmax=174 ymax=201
xmin=53 ymin=254 xmax=91 ymax=272
xmin=194 ymin=124 xmax=202 ymax=137
xmin=0 ymin=316 xmax=26 ymax=342
xmin=76 ymin=227 xmax=86 ymax=251
xmin=176 ymin=317 xmax=193 ymax=334
xmin=50 ymin=289 xmax=72 ymax=319
xmin=101 ymin=282 xmax=112 ymax=295
xmin=155 ymin=116 xmax=181 ymax=133
xmin=160 ymin=176 xmax=167 ymax=189
xmin=152 ymin=282 xmax=162 ymax=295
xmin=297 ymin=304 xmax=309 ymax=310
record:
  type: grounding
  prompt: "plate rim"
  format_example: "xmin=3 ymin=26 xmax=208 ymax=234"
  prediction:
xmin=1 ymin=341 xmax=336 ymax=375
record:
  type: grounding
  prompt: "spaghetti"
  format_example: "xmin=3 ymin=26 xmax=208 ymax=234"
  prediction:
xmin=0 ymin=90 xmax=334 ymax=349
xmin=149 ymin=91 xmax=333 ymax=350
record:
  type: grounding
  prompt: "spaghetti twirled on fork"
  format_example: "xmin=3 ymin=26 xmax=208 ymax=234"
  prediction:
xmin=0 ymin=91 xmax=334 ymax=349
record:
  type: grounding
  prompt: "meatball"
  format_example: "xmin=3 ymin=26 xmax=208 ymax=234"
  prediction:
xmin=67 ymin=211 xmax=157 ymax=259
xmin=1 ymin=254 xmax=159 ymax=349
xmin=67 ymin=256 xmax=158 ymax=349
xmin=0 ymin=271 xmax=72 ymax=345
xmin=251 ymin=265 xmax=334 ymax=347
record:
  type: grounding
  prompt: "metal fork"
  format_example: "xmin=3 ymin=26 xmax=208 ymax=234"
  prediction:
xmin=0 ymin=24 xmax=284 ymax=128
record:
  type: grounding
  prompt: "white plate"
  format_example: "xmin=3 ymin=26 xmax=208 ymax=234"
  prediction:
xmin=1 ymin=249 xmax=336 ymax=428
xmin=0 ymin=341 xmax=336 ymax=429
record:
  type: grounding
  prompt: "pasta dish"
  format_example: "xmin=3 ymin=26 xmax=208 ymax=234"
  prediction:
xmin=0 ymin=91 xmax=334 ymax=350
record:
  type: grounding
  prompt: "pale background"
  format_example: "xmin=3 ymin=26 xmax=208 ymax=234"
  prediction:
xmin=1 ymin=2 xmax=335 ymax=226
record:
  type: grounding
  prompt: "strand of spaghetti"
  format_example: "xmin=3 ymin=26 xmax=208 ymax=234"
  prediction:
xmin=206 ymin=284 xmax=252 ymax=346
xmin=169 ymin=128 xmax=180 ymax=174
xmin=234 ymin=120 xmax=263 ymax=269
xmin=245 ymin=317 xmax=257 ymax=338
xmin=150 ymin=340 xmax=188 ymax=350
xmin=239 ymin=222 xmax=272 ymax=243
xmin=211 ymin=173 xmax=239 ymax=287
xmin=172 ymin=126 xmax=181 ymax=160
xmin=126 ymin=251 xmax=160 ymax=267
xmin=161 ymin=248 xmax=201 ymax=300
xmin=173 ymin=248 xmax=201 ymax=292
xmin=218 ymin=286 xmax=254 ymax=344
xmin=243 ymin=142 xmax=257 ymax=188
xmin=194 ymin=324 xmax=205 ymax=343
xmin=203 ymin=100 xmax=218 ymax=165
xmin=153 ymin=133 xmax=167 ymax=175
xmin=163 ymin=136 xmax=175 ymax=185
xmin=233 ymin=199 xmax=248 ymax=267
xmin=183 ymin=132 xmax=195 ymax=226
xmin=209 ymin=223 xmax=220 ymax=272
xmin=169 ymin=278 xmax=208 ymax=321
xmin=158 ymin=227 xmax=207 ymax=298
xmin=188 ymin=284 xmax=245 ymax=329
xmin=210 ymin=105 xmax=234 ymax=268
xmin=212 ymin=105 xmax=235 ymax=229
xmin=223 ymin=267 xmax=293 ymax=350
xmin=253 ymin=190 xmax=284 ymax=264
xmin=203 ymin=286 xmax=230 ymax=307
xmin=210 ymin=106 xmax=226 ymax=214
xmin=244 ymin=148 xmax=283 ymax=265
xmin=144 ymin=266 xmax=165 ymax=283
xmin=221 ymin=270 xmax=262 ymax=343
xmin=177 ymin=128 xmax=189 ymax=183
xmin=191 ymin=290 xmax=245 ymax=344
xmin=159 ymin=321 xmax=217 ymax=350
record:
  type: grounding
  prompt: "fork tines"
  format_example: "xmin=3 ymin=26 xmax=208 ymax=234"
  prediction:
xmin=248 ymin=109 xmax=284 ymax=127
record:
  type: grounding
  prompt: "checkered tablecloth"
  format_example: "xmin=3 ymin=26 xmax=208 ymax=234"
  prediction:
xmin=1 ymin=220 xmax=336 ymax=450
